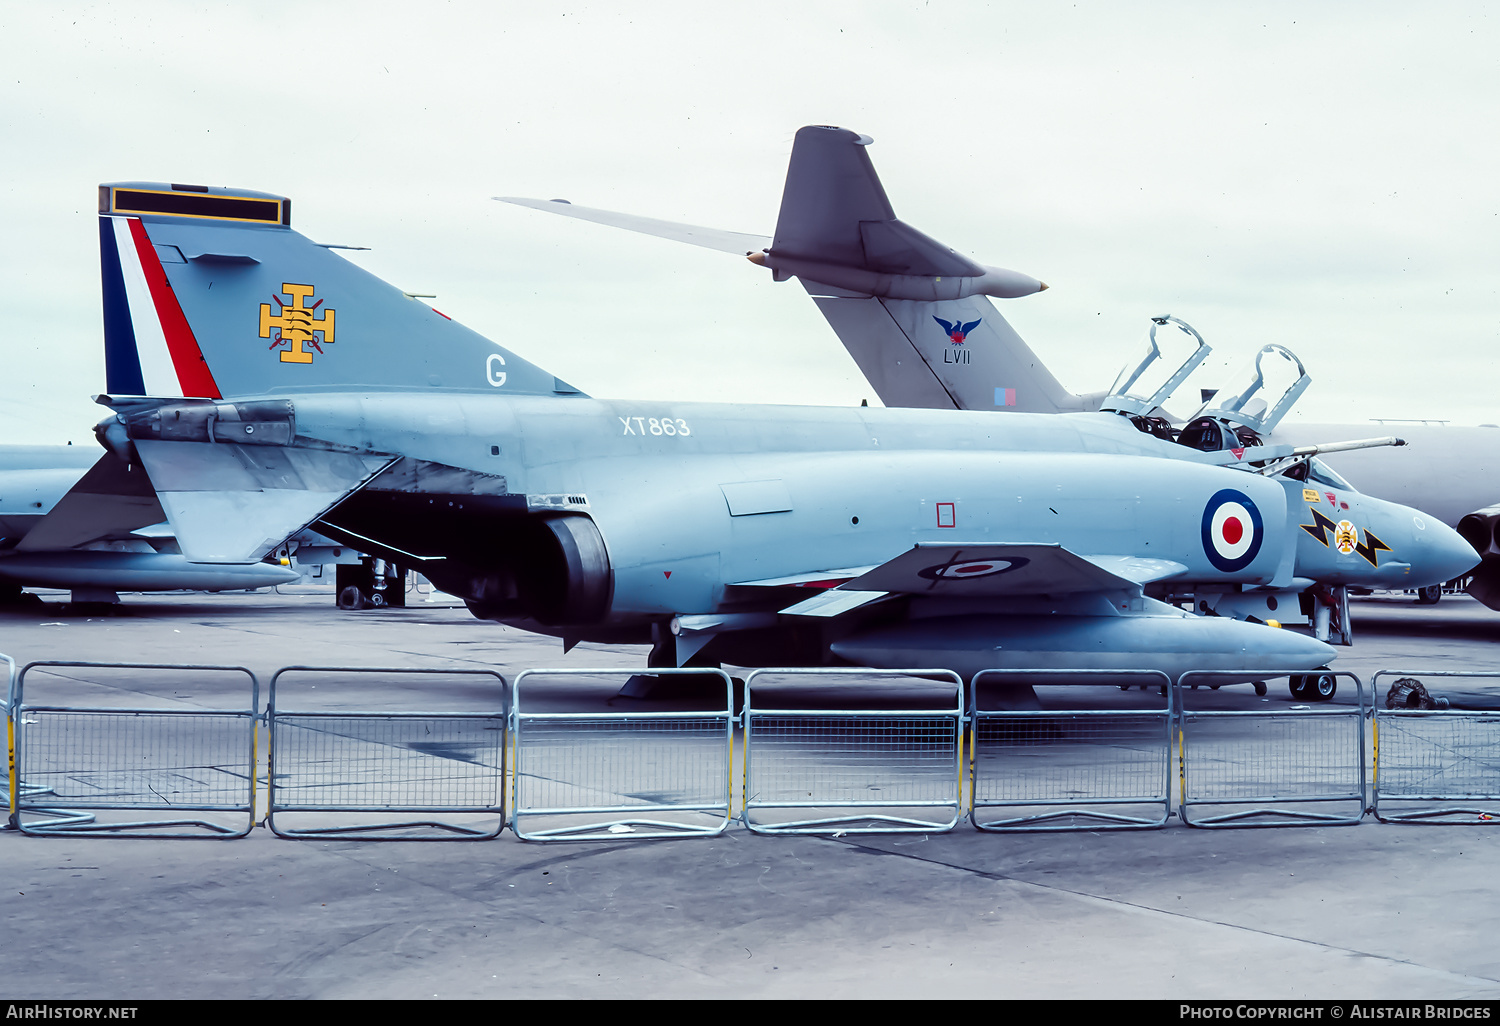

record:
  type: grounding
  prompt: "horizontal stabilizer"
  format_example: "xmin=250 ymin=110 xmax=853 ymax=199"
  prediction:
xmin=133 ymin=440 xmax=396 ymax=563
xmin=843 ymin=543 xmax=1147 ymax=598
xmin=773 ymin=126 xmax=978 ymax=277
xmin=495 ymin=197 xmax=770 ymax=255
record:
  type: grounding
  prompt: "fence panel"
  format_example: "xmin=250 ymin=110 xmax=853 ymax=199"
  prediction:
xmin=742 ymin=667 xmax=964 ymax=835
xmin=970 ymin=669 xmax=1172 ymax=831
xmin=266 ymin=666 xmax=508 ymax=840
xmin=10 ymin=661 xmax=259 ymax=838
xmin=1371 ymin=670 xmax=1500 ymax=824
xmin=512 ymin=668 xmax=735 ymax=841
xmin=1177 ymin=670 xmax=1367 ymax=828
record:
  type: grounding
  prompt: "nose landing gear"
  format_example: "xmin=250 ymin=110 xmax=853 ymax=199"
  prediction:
xmin=1289 ymin=670 xmax=1337 ymax=701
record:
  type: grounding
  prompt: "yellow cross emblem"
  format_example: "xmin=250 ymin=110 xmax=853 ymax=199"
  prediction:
xmin=259 ymin=283 xmax=335 ymax=364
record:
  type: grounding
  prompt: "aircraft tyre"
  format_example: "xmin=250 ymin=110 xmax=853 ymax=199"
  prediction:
xmin=1307 ymin=671 xmax=1337 ymax=701
xmin=1288 ymin=675 xmax=1310 ymax=700
xmin=337 ymin=585 xmax=367 ymax=611
xmin=1417 ymin=584 xmax=1442 ymax=605
xmin=1254 ymin=681 xmax=1267 ymax=697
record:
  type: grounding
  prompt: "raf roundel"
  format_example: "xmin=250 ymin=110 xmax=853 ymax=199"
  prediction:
xmin=918 ymin=556 xmax=1030 ymax=582
xmin=1200 ymin=489 xmax=1264 ymax=573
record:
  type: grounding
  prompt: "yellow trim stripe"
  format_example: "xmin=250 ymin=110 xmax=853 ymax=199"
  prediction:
xmin=7 ymin=714 xmax=15 ymax=826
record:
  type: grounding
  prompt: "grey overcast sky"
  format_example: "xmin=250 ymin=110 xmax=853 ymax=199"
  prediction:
xmin=3 ymin=1 xmax=1498 ymax=443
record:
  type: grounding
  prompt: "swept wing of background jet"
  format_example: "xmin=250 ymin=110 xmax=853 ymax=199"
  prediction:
xmin=0 ymin=441 xmax=299 ymax=603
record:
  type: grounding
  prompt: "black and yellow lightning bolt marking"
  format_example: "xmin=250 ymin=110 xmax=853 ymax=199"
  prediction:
xmin=1300 ymin=507 xmax=1337 ymax=547
xmin=1300 ymin=506 xmax=1391 ymax=566
xmin=1355 ymin=529 xmax=1391 ymax=568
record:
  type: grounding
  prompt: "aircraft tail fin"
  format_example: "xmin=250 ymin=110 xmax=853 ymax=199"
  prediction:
xmin=769 ymin=126 xmax=1089 ymax=414
xmin=497 ymin=126 xmax=1091 ymax=414
xmin=804 ymin=286 xmax=1094 ymax=413
xmin=98 ymin=183 xmax=580 ymax=400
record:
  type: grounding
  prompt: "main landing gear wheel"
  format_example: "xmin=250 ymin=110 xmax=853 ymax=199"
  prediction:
xmin=1417 ymin=584 xmax=1442 ymax=605
xmin=1289 ymin=671 xmax=1337 ymax=702
xmin=1253 ymin=682 xmax=1267 ymax=697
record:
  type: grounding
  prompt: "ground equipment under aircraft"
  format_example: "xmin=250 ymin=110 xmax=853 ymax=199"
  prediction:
xmin=73 ymin=177 xmax=1478 ymax=694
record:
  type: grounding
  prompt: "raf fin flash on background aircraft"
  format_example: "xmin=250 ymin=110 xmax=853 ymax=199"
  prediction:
xmin=73 ymin=154 xmax=1475 ymax=701
xmin=499 ymin=126 xmax=1480 ymax=646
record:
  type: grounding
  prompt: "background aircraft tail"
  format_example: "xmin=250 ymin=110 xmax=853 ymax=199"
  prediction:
xmin=768 ymin=126 xmax=1092 ymax=414
xmin=98 ymin=182 xmax=580 ymax=399
xmin=499 ymin=126 xmax=1094 ymax=413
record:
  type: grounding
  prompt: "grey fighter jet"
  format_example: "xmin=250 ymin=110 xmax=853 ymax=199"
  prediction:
xmin=74 ymin=180 xmax=1476 ymax=695
xmin=501 ymin=126 xmax=1497 ymax=619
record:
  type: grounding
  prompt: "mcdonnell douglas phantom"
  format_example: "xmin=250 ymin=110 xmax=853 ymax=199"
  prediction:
xmin=501 ymin=125 xmax=1490 ymax=640
xmin=62 ymin=174 xmax=1476 ymax=698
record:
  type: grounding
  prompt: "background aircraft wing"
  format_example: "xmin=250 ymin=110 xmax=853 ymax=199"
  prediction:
xmin=15 ymin=453 xmax=165 ymax=551
xmin=494 ymin=197 xmax=771 ymax=255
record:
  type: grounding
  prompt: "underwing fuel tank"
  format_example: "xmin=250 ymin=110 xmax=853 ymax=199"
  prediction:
xmin=830 ymin=607 xmax=1335 ymax=683
xmin=0 ymin=551 xmax=299 ymax=592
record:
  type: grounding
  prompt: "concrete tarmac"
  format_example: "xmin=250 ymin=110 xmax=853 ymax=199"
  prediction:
xmin=1 ymin=588 xmax=1498 ymax=1000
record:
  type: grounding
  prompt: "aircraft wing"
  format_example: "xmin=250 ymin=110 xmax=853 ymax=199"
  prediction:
xmin=845 ymin=543 xmax=1170 ymax=597
xmin=778 ymin=544 xmax=1185 ymax=617
xmin=15 ymin=453 xmax=165 ymax=552
xmin=494 ymin=197 xmax=770 ymax=255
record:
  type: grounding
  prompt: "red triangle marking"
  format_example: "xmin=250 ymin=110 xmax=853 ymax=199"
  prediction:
xmin=663 ymin=571 xmax=672 ymax=579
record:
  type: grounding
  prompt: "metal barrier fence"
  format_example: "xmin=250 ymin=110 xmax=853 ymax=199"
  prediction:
xmin=12 ymin=651 xmax=1500 ymax=841
xmin=970 ymin=669 xmax=1173 ymax=831
xmin=10 ymin=661 xmax=259 ymax=838
xmin=741 ymin=667 xmax=965 ymax=835
xmin=511 ymin=668 xmax=736 ymax=841
xmin=1177 ymin=670 xmax=1367 ymax=828
xmin=265 ymin=666 xmax=509 ymax=840
xmin=1370 ymin=670 xmax=1500 ymax=824
xmin=3 ymin=650 xmax=14 ymax=813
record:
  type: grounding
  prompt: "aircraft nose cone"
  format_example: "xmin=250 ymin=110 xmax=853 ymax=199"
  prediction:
xmin=1413 ymin=517 xmax=1481 ymax=587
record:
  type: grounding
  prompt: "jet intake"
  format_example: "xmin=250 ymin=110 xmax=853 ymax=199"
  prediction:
xmin=1458 ymin=504 xmax=1500 ymax=609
